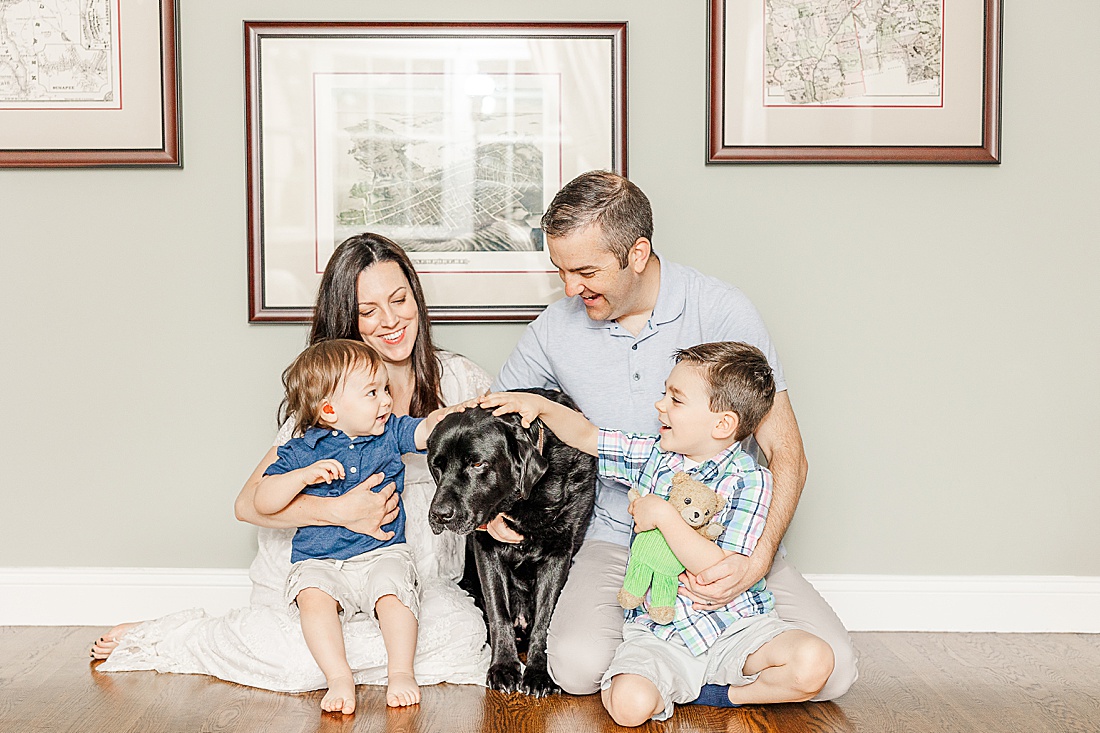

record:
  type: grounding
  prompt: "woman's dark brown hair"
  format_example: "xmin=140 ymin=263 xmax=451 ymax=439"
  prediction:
xmin=308 ymin=233 xmax=442 ymax=417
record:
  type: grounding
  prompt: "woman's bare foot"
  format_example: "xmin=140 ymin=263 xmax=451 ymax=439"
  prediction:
xmin=386 ymin=671 xmax=420 ymax=707
xmin=321 ymin=675 xmax=357 ymax=714
xmin=89 ymin=622 xmax=140 ymax=660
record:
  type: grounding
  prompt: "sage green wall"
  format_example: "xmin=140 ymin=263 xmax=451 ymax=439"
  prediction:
xmin=2 ymin=1 xmax=1097 ymax=575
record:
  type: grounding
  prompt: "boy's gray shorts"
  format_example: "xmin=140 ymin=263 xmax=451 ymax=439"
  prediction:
xmin=601 ymin=611 xmax=795 ymax=721
xmin=285 ymin=544 xmax=421 ymax=621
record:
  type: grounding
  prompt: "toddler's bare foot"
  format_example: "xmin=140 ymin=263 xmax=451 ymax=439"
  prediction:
xmin=386 ymin=671 xmax=420 ymax=707
xmin=321 ymin=675 xmax=357 ymax=714
xmin=89 ymin=622 xmax=140 ymax=660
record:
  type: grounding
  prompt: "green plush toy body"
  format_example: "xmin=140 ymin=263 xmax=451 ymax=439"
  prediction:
xmin=617 ymin=472 xmax=725 ymax=625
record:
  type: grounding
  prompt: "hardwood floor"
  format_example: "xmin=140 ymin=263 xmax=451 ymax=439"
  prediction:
xmin=2 ymin=627 xmax=1098 ymax=732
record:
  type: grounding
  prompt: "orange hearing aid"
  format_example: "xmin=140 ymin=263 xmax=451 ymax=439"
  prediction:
xmin=322 ymin=405 xmax=335 ymax=415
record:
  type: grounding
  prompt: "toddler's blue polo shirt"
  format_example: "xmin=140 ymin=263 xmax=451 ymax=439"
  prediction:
xmin=264 ymin=416 xmax=424 ymax=563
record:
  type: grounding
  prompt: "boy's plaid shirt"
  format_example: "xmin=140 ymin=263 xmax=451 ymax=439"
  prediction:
xmin=597 ymin=429 xmax=774 ymax=656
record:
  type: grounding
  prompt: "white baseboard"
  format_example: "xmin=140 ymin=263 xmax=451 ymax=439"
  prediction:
xmin=805 ymin=574 xmax=1100 ymax=633
xmin=2 ymin=568 xmax=1099 ymax=632
xmin=0 ymin=568 xmax=252 ymax=626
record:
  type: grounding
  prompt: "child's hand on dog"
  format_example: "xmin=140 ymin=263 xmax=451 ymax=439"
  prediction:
xmin=478 ymin=391 xmax=547 ymax=428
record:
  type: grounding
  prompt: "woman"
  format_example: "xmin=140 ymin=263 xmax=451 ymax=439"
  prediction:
xmin=91 ymin=234 xmax=491 ymax=691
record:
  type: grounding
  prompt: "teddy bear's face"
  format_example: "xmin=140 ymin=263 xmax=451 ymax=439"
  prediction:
xmin=668 ymin=481 xmax=722 ymax=529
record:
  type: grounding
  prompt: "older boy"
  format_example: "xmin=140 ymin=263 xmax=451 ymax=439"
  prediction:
xmin=481 ymin=342 xmax=834 ymax=725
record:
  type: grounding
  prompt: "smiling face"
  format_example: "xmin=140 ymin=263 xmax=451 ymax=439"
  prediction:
xmin=324 ymin=363 xmax=393 ymax=437
xmin=355 ymin=260 xmax=420 ymax=366
xmin=546 ymin=224 xmax=652 ymax=324
xmin=654 ymin=363 xmax=738 ymax=462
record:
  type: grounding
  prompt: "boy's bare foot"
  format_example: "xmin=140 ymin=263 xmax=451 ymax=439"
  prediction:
xmin=89 ymin=622 xmax=140 ymax=660
xmin=386 ymin=671 xmax=420 ymax=707
xmin=321 ymin=675 xmax=357 ymax=715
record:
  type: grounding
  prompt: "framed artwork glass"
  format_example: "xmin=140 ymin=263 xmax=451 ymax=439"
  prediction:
xmin=708 ymin=0 xmax=1002 ymax=163
xmin=246 ymin=21 xmax=627 ymax=323
xmin=0 ymin=0 xmax=181 ymax=167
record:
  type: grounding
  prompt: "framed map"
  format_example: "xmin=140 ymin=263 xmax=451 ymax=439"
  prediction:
xmin=246 ymin=21 xmax=627 ymax=323
xmin=0 ymin=0 xmax=180 ymax=167
xmin=707 ymin=0 xmax=1002 ymax=163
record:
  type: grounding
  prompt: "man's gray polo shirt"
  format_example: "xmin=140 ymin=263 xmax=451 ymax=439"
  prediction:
xmin=494 ymin=258 xmax=786 ymax=546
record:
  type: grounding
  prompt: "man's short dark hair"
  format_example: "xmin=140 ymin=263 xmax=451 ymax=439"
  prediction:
xmin=540 ymin=170 xmax=653 ymax=267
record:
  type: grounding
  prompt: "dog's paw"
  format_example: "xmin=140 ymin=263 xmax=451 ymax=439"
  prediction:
xmin=487 ymin=662 xmax=524 ymax=693
xmin=521 ymin=666 xmax=561 ymax=698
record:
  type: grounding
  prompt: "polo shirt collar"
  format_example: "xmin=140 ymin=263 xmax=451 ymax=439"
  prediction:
xmin=582 ymin=254 xmax=686 ymax=331
xmin=650 ymin=257 xmax=686 ymax=327
xmin=302 ymin=427 xmax=333 ymax=448
xmin=302 ymin=426 xmax=378 ymax=448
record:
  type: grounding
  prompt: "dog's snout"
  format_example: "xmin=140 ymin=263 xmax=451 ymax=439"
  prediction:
xmin=429 ymin=495 xmax=460 ymax=534
xmin=432 ymin=502 xmax=456 ymax=522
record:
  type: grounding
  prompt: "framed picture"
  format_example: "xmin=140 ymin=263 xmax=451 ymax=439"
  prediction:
xmin=708 ymin=0 xmax=1002 ymax=163
xmin=0 ymin=0 xmax=181 ymax=167
xmin=246 ymin=21 xmax=627 ymax=323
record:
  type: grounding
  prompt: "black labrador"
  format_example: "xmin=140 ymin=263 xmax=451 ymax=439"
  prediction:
xmin=426 ymin=388 xmax=596 ymax=696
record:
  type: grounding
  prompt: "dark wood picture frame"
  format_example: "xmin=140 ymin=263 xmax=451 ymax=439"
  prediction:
xmin=0 ymin=0 xmax=181 ymax=168
xmin=246 ymin=21 xmax=628 ymax=323
xmin=707 ymin=0 xmax=1002 ymax=163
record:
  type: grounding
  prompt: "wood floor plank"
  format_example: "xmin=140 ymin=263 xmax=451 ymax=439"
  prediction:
xmin=2 ymin=628 xmax=1099 ymax=733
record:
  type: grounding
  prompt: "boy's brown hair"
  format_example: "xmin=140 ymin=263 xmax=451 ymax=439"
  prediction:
xmin=281 ymin=339 xmax=384 ymax=435
xmin=674 ymin=342 xmax=776 ymax=441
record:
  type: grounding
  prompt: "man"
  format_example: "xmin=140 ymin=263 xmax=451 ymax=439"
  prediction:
xmin=490 ymin=171 xmax=857 ymax=702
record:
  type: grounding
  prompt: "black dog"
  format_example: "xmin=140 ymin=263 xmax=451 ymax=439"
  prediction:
xmin=427 ymin=388 xmax=596 ymax=696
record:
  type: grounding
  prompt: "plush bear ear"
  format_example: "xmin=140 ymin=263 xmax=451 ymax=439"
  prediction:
xmin=667 ymin=481 xmax=686 ymax=507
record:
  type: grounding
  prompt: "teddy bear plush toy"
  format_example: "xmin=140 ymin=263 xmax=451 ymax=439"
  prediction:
xmin=617 ymin=471 xmax=726 ymax=624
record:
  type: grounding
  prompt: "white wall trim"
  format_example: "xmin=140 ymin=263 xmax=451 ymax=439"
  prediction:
xmin=0 ymin=568 xmax=252 ymax=626
xmin=805 ymin=574 xmax=1100 ymax=632
xmin=3 ymin=568 xmax=1099 ymax=632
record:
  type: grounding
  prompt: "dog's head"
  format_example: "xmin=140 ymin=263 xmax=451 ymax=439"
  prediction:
xmin=426 ymin=406 xmax=549 ymax=535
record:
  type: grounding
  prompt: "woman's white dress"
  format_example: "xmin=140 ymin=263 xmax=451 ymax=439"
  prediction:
xmin=98 ymin=352 xmax=492 ymax=692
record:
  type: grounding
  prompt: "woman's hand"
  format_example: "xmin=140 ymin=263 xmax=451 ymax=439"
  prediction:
xmin=331 ymin=472 xmax=400 ymax=540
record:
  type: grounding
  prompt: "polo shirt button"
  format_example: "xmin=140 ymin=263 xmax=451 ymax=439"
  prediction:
xmin=350 ymin=467 xmax=357 ymax=473
xmin=331 ymin=430 xmax=338 ymax=436
xmin=632 ymin=344 xmax=638 ymax=350
xmin=633 ymin=373 xmax=640 ymax=381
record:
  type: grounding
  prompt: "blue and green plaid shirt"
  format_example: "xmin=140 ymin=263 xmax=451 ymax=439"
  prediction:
xmin=598 ymin=428 xmax=774 ymax=656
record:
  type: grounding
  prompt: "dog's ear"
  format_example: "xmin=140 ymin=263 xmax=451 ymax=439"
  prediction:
xmin=506 ymin=418 xmax=549 ymax=500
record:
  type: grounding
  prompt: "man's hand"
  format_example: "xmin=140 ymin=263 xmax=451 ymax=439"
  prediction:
xmin=330 ymin=472 xmax=399 ymax=541
xmin=484 ymin=513 xmax=524 ymax=544
xmin=678 ymin=551 xmax=771 ymax=610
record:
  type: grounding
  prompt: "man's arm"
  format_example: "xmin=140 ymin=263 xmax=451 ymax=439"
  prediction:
xmin=680 ymin=391 xmax=808 ymax=607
